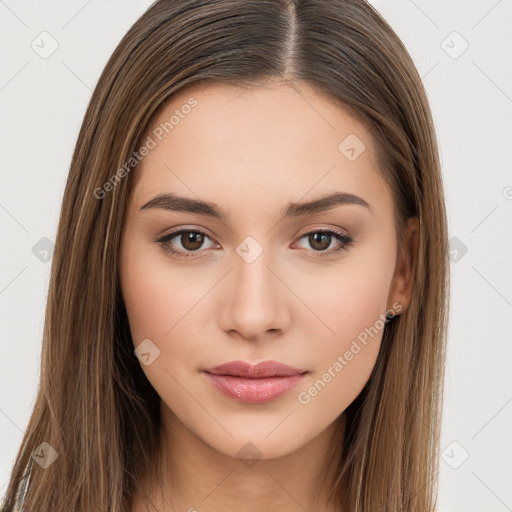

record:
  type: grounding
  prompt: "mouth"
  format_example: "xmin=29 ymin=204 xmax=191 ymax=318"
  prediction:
xmin=202 ymin=360 xmax=308 ymax=404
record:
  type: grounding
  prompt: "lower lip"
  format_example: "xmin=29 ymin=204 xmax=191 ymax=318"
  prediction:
xmin=203 ymin=372 xmax=307 ymax=404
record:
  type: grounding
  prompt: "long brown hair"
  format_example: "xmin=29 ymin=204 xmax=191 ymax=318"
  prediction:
xmin=2 ymin=1 xmax=449 ymax=510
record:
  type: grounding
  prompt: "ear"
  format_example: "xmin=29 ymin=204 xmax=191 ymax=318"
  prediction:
xmin=387 ymin=216 xmax=419 ymax=313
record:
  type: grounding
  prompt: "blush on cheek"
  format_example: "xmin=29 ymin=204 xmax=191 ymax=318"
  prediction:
xmin=120 ymin=243 xmax=190 ymax=337
xmin=309 ymin=273 xmax=390 ymax=339
xmin=122 ymin=259 xmax=214 ymax=379
xmin=301 ymin=274 xmax=390 ymax=394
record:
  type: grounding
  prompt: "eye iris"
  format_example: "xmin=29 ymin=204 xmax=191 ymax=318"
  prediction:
xmin=309 ymin=232 xmax=331 ymax=251
xmin=182 ymin=231 xmax=204 ymax=250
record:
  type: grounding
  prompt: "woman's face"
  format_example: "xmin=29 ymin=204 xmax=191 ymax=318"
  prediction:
xmin=119 ymin=81 xmax=412 ymax=460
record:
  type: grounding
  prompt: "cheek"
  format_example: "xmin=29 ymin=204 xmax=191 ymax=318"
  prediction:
xmin=119 ymin=239 xmax=214 ymax=383
xmin=119 ymin=234 xmax=202 ymax=338
xmin=333 ymin=263 xmax=392 ymax=341
xmin=293 ymin=243 xmax=396 ymax=411
xmin=294 ymin=240 xmax=395 ymax=342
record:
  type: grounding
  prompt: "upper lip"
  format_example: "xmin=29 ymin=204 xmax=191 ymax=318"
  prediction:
xmin=203 ymin=360 xmax=307 ymax=378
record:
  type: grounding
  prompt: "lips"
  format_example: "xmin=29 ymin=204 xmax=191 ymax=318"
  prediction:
xmin=202 ymin=360 xmax=308 ymax=404
xmin=203 ymin=360 xmax=307 ymax=378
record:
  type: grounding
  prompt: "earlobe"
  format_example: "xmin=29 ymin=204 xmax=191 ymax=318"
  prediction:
xmin=387 ymin=216 xmax=420 ymax=314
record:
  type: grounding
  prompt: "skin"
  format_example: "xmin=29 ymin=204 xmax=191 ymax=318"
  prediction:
xmin=119 ymin=80 xmax=418 ymax=512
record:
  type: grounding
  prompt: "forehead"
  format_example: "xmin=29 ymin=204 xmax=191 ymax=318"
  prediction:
xmin=130 ymin=81 xmax=390 ymax=213
xmin=140 ymin=80 xmax=371 ymax=154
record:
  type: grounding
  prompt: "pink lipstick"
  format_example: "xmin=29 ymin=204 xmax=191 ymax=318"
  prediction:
xmin=202 ymin=360 xmax=308 ymax=405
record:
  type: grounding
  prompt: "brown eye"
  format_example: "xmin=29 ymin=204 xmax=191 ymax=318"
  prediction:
xmin=156 ymin=229 xmax=216 ymax=258
xmin=180 ymin=231 xmax=205 ymax=251
xmin=308 ymin=232 xmax=332 ymax=251
xmin=295 ymin=229 xmax=353 ymax=255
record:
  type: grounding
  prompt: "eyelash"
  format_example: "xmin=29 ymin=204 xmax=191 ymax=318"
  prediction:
xmin=156 ymin=228 xmax=353 ymax=259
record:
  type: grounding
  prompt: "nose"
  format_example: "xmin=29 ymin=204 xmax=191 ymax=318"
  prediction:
xmin=218 ymin=247 xmax=292 ymax=341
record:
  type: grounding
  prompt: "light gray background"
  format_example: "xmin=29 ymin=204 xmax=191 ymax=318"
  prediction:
xmin=1 ymin=1 xmax=511 ymax=511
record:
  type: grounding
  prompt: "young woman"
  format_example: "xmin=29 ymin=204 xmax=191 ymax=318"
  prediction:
xmin=2 ymin=1 xmax=449 ymax=511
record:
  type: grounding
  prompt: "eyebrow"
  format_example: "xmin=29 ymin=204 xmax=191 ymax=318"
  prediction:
xmin=139 ymin=191 xmax=371 ymax=218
